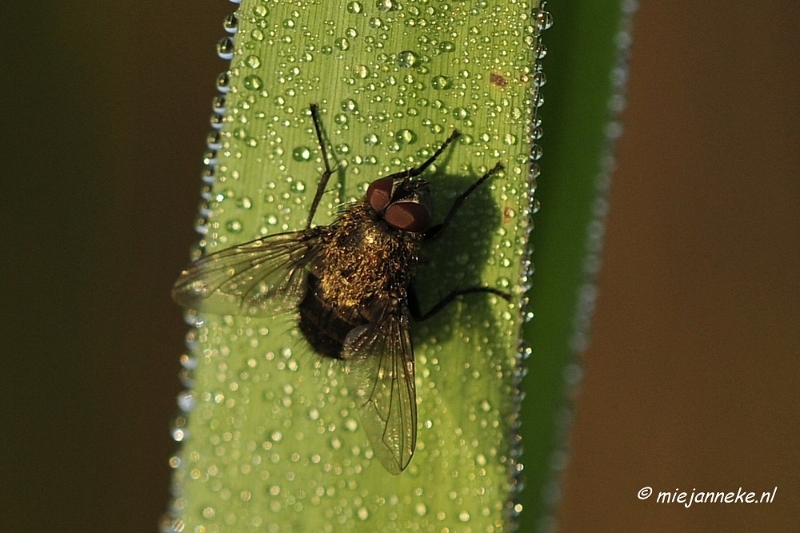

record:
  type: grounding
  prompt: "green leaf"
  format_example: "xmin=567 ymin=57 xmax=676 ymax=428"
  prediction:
xmin=517 ymin=0 xmax=633 ymax=529
xmin=166 ymin=1 xmax=543 ymax=531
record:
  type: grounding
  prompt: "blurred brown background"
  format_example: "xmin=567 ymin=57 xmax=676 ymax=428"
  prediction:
xmin=1 ymin=1 xmax=797 ymax=532
xmin=557 ymin=2 xmax=800 ymax=532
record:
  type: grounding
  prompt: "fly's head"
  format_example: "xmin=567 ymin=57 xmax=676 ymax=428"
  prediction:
xmin=366 ymin=176 xmax=432 ymax=233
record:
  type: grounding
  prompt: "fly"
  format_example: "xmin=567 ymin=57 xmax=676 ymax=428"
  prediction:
xmin=173 ymin=104 xmax=510 ymax=474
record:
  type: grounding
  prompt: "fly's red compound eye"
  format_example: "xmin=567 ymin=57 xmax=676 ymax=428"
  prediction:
xmin=385 ymin=201 xmax=431 ymax=233
xmin=367 ymin=177 xmax=395 ymax=213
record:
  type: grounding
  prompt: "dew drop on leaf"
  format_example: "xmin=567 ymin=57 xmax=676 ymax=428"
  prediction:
xmin=396 ymin=50 xmax=420 ymax=68
xmin=292 ymin=146 xmax=312 ymax=161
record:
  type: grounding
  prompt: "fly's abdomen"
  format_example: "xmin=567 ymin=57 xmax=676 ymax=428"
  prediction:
xmin=298 ymin=273 xmax=367 ymax=360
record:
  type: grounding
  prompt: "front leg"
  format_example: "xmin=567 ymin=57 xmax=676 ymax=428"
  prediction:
xmin=424 ymin=162 xmax=504 ymax=240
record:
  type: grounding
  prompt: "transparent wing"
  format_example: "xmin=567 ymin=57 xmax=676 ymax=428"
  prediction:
xmin=343 ymin=299 xmax=417 ymax=474
xmin=172 ymin=230 xmax=321 ymax=316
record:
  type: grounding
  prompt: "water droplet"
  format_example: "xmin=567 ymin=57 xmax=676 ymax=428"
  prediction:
xmin=531 ymin=162 xmax=541 ymax=180
xmin=243 ymin=74 xmax=264 ymax=91
xmin=292 ymin=146 xmax=313 ymax=161
xmin=246 ymin=55 xmax=261 ymax=69
xmin=212 ymin=95 xmax=226 ymax=114
xmin=396 ymin=50 xmax=420 ymax=68
xmin=223 ymin=14 xmax=238 ymax=34
xmin=216 ymin=72 xmax=230 ymax=93
xmin=341 ymin=98 xmax=358 ymax=112
xmin=431 ymin=75 xmax=450 ymax=90
xmin=226 ymin=219 xmax=243 ymax=233
xmin=202 ymin=149 xmax=217 ymax=166
xmin=347 ymin=1 xmax=363 ymax=14
xmin=206 ymin=130 xmax=221 ymax=149
xmin=217 ymin=37 xmax=234 ymax=60
xmin=335 ymin=38 xmax=350 ymax=51
xmin=177 ymin=391 xmax=196 ymax=412
xmin=363 ymin=133 xmax=380 ymax=146
xmin=536 ymin=10 xmax=554 ymax=31
xmin=369 ymin=17 xmax=383 ymax=29
xmin=376 ymin=0 xmax=395 ymax=11
xmin=251 ymin=29 xmax=264 ymax=42
xmin=171 ymin=427 xmax=186 ymax=442
xmin=179 ymin=353 xmax=198 ymax=371
xmin=395 ymin=129 xmax=417 ymax=144
xmin=452 ymin=107 xmax=470 ymax=120
xmin=503 ymin=133 xmax=518 ymax=145
xmin=439 ymin=41 xmax=455 ymax=53
xmin=355 ymin=64 xmax=369 ymax=78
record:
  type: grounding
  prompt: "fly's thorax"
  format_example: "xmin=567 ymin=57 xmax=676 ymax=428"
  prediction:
xmin=317 ymin=201 xmax=422 ymax=310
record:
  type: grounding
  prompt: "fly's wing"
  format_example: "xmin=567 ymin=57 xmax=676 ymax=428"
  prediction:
xmin=172 ymin=230 xmax=321 ymax=317
xmin=343 ymin=299 xmax=417 ymax=474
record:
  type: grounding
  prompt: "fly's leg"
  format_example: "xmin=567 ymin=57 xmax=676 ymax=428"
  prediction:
xmin=403 ymin=130 xmax=461 ymax=179
xmin=306 ymin=103 xmax=335 ymax=229
xmin=408 ymin=284 xmax=511 ymax=322
xmin=424 ymin=162 xmax=504 ymax=240
xmin=412 ymin=160 xmax=508 ymax=318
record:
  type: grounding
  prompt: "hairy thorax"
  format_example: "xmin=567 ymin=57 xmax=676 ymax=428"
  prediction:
xmin=315 ymin=200 xmax=422 ymax=315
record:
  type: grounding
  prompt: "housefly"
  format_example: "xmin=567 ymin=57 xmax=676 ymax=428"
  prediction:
xmin=173 ymin=104 xmax=509 ymax=474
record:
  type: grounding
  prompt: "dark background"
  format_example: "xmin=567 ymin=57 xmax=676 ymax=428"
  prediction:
xmin=1 ymin=2 xmax=797 ymax=532
xmin=557 ymin=3 xmax=800 ymax=532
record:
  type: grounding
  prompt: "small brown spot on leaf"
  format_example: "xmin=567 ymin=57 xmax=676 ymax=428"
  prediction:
xmin=490 ymin=72 xmax=508 ymax=88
